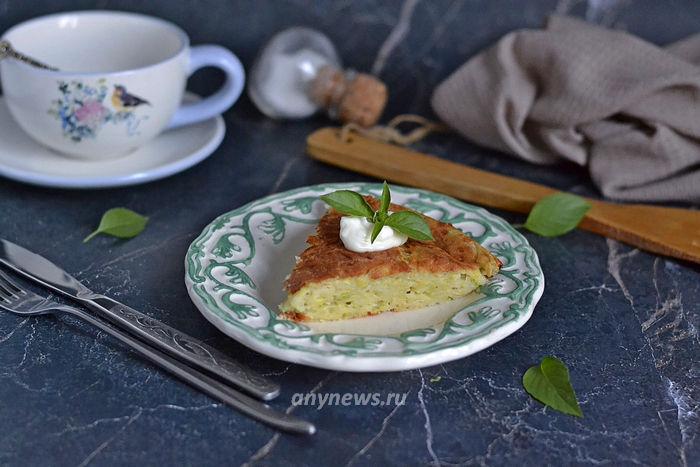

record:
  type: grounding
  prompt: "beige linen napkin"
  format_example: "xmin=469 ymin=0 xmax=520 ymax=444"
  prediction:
xmin=431 ymin=15 xmax=700 ymax=203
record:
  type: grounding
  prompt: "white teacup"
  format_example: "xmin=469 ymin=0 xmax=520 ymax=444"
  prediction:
xmin=0 ymin=11 xmax=244 ymax=159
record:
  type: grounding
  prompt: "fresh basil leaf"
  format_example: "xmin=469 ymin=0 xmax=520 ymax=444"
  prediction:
xmin=385 ymin=211 xmax=433 ymax=241
xmin=370 ymin=219 xmax=385 ymax=243
xmin=522 ymin=356 xmax=583 ymax=417
xmin=524 ymin=193 xmax=591 ymax=237
xmin=83 ymin=208 xmax=149 ymax=243
xmin=320 ymin=190 xmax=374 ymax=219
xmin=378 ymin=181 xmax=391 ymax=222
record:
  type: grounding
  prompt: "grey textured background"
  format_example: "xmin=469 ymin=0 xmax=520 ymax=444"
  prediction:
xmin=0 ymin=1 xmax=698 ymax=466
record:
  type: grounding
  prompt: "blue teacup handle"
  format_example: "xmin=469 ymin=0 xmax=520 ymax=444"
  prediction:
xmin=166 ymin=45 xmax=244 ymax=129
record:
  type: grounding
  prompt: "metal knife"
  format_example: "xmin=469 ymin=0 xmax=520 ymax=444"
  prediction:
xmin=0 ymin=238 xmax=280 ymax=401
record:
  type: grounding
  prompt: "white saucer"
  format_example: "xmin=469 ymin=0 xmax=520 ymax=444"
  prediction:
xmin=0 ymin=93 xmax=225 ymax=189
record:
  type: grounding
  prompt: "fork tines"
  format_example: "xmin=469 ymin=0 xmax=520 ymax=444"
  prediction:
xmin=0 ymin=269 xmax=23 ymax=302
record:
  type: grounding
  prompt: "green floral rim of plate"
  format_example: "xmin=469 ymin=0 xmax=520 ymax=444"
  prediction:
xmin=185 ymin=183 xmax=543 ymax=358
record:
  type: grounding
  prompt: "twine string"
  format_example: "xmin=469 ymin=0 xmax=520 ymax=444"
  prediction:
xmin=339 ymin=114 xmax=448 ymax=146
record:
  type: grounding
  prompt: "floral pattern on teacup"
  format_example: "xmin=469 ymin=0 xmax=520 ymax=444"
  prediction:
xmin=48 ymin=79 xmax=150 ymax=142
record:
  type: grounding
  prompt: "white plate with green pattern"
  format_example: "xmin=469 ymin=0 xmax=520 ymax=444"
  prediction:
xmin=185 ymin=183 xmax=544 ymax=372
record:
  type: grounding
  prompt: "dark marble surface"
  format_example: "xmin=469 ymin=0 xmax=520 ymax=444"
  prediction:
xmin=1 ymin=1 xmax=699 ymax=466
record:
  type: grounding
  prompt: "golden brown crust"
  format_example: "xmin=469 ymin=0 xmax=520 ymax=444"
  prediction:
xmin=278 ymin=311 xmax=309 ymax=322
xmin=278 ymin=309 xmax=382 ymax=322
xmin=284 ymin=196 xmax=501 ymax=294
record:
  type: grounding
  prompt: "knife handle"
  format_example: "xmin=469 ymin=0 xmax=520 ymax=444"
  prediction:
xmin=83 ymin=295 xmax=280 ymax=401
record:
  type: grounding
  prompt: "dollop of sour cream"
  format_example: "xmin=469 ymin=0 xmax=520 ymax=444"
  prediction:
xmin=339 ymin=216 xmax=408 ymax=253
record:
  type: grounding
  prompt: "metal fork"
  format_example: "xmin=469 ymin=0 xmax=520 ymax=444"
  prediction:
xmin=0 ymin=270 xmax=315 ymax=435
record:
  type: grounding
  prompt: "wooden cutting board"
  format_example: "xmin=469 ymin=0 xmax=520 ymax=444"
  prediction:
xmin=307 ymin=127 xmax=700 ymax=265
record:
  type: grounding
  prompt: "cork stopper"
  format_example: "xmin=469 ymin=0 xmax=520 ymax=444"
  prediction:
xmin=310 ymin=66 xmax=388 ymax=127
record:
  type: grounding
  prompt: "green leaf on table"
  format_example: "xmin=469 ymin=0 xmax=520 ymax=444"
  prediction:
xmin=385 ymin=211 xmax=434 ymax=242
xmin=524 ymin=193 xmax=591 ymax=237
xmin=522 ymin=356 xmax=583 ymax=417
xmin=320 ymin=190 xmax=374 ymax=219
xmin=83 ymin=208 xmax=149 ymax=243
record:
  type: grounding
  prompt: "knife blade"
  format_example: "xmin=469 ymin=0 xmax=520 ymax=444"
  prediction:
xmin=0 ymin=238 xmax=280 ymax=401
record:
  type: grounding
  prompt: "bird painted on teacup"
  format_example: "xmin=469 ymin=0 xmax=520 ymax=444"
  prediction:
xmin=111 ymin=85 xmax=150 ymax=112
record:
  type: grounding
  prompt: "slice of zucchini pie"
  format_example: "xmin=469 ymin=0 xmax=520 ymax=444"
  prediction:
xmin=279 ymin=196 xmax=501 ymax=322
